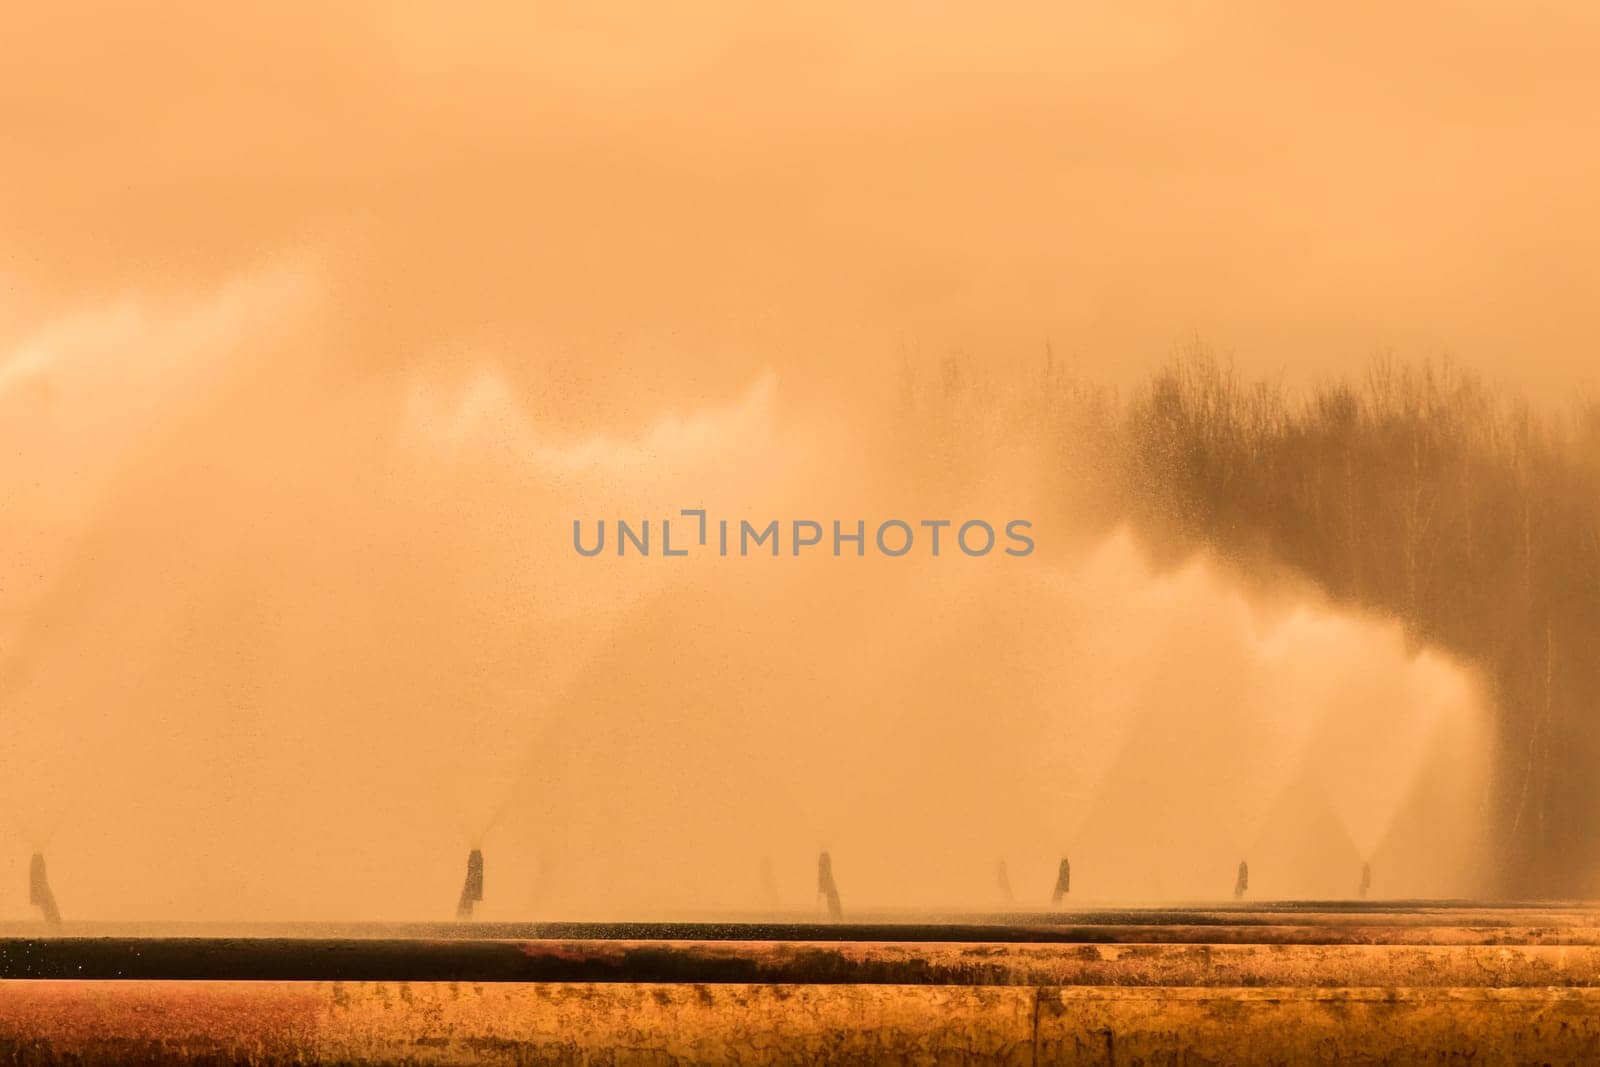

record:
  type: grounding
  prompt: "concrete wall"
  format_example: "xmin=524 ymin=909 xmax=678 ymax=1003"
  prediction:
xmin=7 ymin=981 xmax=1600 ymax=1064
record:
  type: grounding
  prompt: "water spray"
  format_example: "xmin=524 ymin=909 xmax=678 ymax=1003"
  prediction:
xmin=531 ymin=853 xmax=554 ymax=911
xmin=759 ymin=857 xmax=780 ymax=910
xmin=1051 ymin=857 xmax=1071 ymax=905
xmin=455 ymin=848 xmax=484 ymax=920
xmin=1233 ymin=859 xmax=1249 ymax=900
xmin=816 ymin=851 xmax=842 ymax=920
xmin=29 ymin=853 xmax=61 ymax=928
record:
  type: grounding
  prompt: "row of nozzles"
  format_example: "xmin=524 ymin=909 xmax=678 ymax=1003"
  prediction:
xmin=450 ymin=852 xmax=1373 ymax=921
xmin=16 ymin=850 xmax=1374 ymax=926
xmin=821 ymin=855 xmax=1373 ymax=919
xmin=23 ymin=848 xmax=490 ymax=927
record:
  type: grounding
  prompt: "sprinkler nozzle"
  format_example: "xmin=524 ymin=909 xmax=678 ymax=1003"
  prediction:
xmin=29 ymin=853 xmax=61 ymax=928
xmin=456 ymin=848 xmax=484 ymax=920
xmin=816 ymin=851 xmax=843 ymax=920
xmin=1051 ymin=857 xmax=1071 ymax=905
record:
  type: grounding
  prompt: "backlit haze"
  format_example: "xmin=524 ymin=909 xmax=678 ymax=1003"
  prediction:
xmin=4 ymin=1 xmax=1592 ymax=919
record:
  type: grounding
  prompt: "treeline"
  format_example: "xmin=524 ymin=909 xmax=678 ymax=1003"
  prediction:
xmin=1118 ymin=355 xmax=1600 ymax=896
xmin=901 ymin=348 xmax=1599 ymax=894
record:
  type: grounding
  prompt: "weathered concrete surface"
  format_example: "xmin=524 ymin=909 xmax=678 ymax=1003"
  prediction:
xmin=0 ymin=981 xmax=1038 ymax=1065
xmin=1038 ymin=987 xmax=1600 ymax=1065
xmin=7 ymin=982 xmax=1600 ymax=1064
xmin=9 ymin=908 xmax=1600 ymax=1062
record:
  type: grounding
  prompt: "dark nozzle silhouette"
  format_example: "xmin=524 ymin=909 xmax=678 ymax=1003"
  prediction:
xmin=1233 ymin=859 xmax=1249 ymax=900
xmin=816 ymin=850 xmax=843 ymax=920
xmin=1051 ymin=857 xmax=1071 ymax=905
xmin=996 ymin=859 xmax=1015 ymax=904
xmin=29 ymin=853 xmax=61 ymax=928
xmin=456 ymin=848 xmax=484 ymax=920
xmin=1359 ymin=861 xmax=1372 ymax=900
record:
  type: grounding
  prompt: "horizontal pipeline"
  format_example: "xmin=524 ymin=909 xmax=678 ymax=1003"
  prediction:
xmin=10 ymin=937 xmax=1600 ymax=986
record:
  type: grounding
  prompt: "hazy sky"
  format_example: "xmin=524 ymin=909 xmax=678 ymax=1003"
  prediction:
xmin=3 ymin=1 xmax=1598 ymax=414
xmin=0 ymin=2 xmax=1577 ymax=919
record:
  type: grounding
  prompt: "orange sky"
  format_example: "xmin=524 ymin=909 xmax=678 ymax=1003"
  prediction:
xmin=3 ymin=1 xmax=1598 ymax=415
xmin=0 ymin=2 xmax=1583 ymax=920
